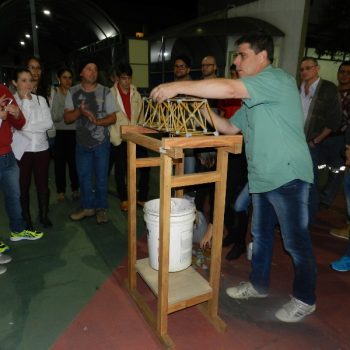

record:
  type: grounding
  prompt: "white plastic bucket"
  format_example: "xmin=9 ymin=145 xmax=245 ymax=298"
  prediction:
xmin=144 ymin=198 xmax=196 ymax=272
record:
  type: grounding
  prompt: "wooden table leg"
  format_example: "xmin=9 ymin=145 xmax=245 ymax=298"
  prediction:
xmin=207 ymin=148 xmax=228 ymax=330
xmin=127 ymin=141 xmax=137 ymax=291
xmin=157 ymin=153 xmax=172 ymax=338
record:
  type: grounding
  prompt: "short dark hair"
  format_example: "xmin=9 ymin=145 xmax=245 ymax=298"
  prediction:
xmin=13 ymin=67 xmax=31 ymax=81
xmin=338 ymin=61 xmax=350 ymax=72
xmin=56 ymin=67 xmax=73 ymax=78
xmin=301 ymin=56 xmax=318 ymax=65
xmin=236 ymin=32 xmax=274 ymax=63
xmin=78 ymin=60 xmax=98 ymax=74
xmin=174 ymin=54 xmax=191 ymax=68
xmin=116 ymin=62 xmax=133 ymax=77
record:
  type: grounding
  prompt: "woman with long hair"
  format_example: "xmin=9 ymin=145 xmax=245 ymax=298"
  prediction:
xmin=12 ymin=68 xmax=53 ymax=229
xmin=51 ymin=68 xmax=79 ymax=202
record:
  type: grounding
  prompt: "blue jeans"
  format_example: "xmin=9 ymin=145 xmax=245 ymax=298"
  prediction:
xmin=76 ymin=141 xmax=110 ymax=209
xmin=0 ymin=152 xmax=25 ymax=232
xmin=250 ymin=179 xmax=317 ymax=305
xmin=234 ymin=182 xmax=250 ymax=212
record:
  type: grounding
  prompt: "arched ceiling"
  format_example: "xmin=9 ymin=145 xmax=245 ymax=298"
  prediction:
xmin=0 ymin=0 xmax=120 ymax=65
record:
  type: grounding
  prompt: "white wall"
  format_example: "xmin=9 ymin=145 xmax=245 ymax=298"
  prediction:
xmin=228 ymin=0 xmax=308 ymax=76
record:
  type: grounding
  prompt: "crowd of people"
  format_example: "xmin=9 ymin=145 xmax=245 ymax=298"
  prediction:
xmin=0 ymin=31 xmax=349 ymax=324
xmin=0 ymin=58 xmax=149 ymax=273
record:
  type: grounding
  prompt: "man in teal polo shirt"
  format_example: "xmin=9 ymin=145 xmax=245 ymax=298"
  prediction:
xmin=150 ymin=32 xmax=317 ymax=323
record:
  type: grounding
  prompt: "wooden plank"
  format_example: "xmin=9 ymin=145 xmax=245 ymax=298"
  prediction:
xmin=136 ymin=259 xmax=212 ymax=310
xmin=127 ymin=141 xmax=137 ymax=291
xmin=135 ymin=157 xmax=160 ymax=168
xmin=197 ymin=303 xmax=227 ymax=333
xmin=171 ymin=171 xmax=221 ymax=188
xmin=121 ymin=124 xmax=159 ymax=134
xmin=123 ymin=132 xmax=162 ymax=154
xmin=126 ymin=282 xmax=175 ymax=349
xmin=157 ymin=154 xmax=172 ymax=336
xmin=174 ymin=155 xmax=184 ymax=197
xmin=222 ymin=145 xmax=243 ymax=155
xmin=167 ymin=292 xmax=212 ymax=314
xmin=208 ymin=148 xmax=228 ymax=318
xmin=162 ymin=134 xmax=242 ymax=149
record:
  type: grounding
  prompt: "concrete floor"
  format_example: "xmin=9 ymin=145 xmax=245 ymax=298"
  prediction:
xmin=0 ymin=166 xmax=350 ymax=350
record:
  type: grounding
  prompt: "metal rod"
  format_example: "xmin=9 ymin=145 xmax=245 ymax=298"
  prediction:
xmin=29 ymin=0 xmax=39 ymax=57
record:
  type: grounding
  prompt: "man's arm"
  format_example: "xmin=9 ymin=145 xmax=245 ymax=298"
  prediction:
xmin=64 ymin=108 xmax=81 ymax=123
xmin=94 ymin=112 xmax=116 ymax=126
xmin=201 ymin=106 xmax=241 ymax=135
xmin=150 ymin=78 xmax=250 ymax=103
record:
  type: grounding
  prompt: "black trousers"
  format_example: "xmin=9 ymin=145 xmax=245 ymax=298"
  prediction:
xmin=54 ymin=130 xmax=79 ymax=193
xmin=110 ymin=141 xmax=150 ymax=202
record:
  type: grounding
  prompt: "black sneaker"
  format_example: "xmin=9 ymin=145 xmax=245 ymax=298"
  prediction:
xmin=225 ymin=244 xmax=246 ymax=261
xmin=222 ymin=234 xmax=235 ymax=247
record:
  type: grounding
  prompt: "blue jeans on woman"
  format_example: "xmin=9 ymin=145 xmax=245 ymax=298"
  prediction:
xmin=76 ymin=141 xmax=110 ymax=210
xmin=0 ymin=152 xmax=25 ymax=232
xmin=250 ymin=179 xmax=317 ymax=305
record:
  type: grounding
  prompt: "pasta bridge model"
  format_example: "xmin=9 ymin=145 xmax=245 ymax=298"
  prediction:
xmin=140 ymin=97 xmax=219 ymax=136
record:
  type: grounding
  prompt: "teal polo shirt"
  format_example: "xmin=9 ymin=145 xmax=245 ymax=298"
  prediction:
xmin=231 ymin=65 xmax=313 ymax=193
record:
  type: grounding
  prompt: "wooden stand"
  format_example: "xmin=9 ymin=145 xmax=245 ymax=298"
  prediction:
xmin=122 ymin=125 xmax=242 ymax=349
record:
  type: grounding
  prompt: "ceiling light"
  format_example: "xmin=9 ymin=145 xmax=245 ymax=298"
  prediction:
xmin=25 ymin=34 xmax=31 ymax=39
xmin=20 ymin=41 xmax=25 ymax=46
xmin=43 ymin=9 xmax=51 ymax=15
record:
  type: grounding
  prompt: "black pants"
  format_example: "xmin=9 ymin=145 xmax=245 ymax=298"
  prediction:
xmin=111 ymin=141 xmax=150 ymax=202
xmin=54 ymin=130 xmax=79 ymax=194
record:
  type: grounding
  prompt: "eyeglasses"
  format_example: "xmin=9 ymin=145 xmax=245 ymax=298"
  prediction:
xmin=174 ymin=64 xmax=187 ymax=69
xmin=300 ymin=65 xmax=317 ymax=72
xmin=201 ymin=64 xmax=214 ymax=68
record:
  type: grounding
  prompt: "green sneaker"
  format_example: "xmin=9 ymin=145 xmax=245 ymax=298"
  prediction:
xmin=10 ymin=229 xmax=44 ymax=242
xmin=0 ymin=241 xmax=10 ymax=253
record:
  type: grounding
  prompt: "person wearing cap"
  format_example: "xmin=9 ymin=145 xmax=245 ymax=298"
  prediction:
xmin=64 ymin=61 xmax=117 ymax=224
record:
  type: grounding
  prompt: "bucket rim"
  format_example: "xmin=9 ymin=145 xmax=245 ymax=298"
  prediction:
xmin=143 ymin=198 xmax=196 ymax=216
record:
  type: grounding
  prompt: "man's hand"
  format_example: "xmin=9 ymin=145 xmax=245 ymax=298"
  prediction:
xmin=79 ymin=101 xmax=97 ymax=123
xmin=150 ymin=82 xmax=178 ymax=103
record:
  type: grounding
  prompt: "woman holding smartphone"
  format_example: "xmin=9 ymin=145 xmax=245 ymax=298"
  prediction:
xmin=12 ymin=68 xmax=53 ymax=231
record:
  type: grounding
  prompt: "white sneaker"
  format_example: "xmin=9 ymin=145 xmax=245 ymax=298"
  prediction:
xmin=0 ymin=253 xmax=12 ymax=264
xmin=275 ymin=297 xmax=316 ymax=322
xmin=0 ymin=266 xmax=7 ymax=275
xmin=226 ymin=282 xmax=268 ymax=300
